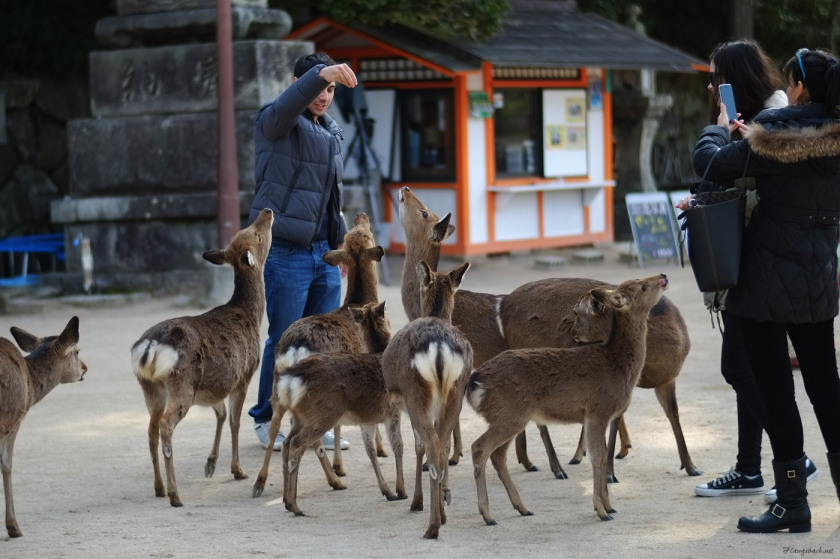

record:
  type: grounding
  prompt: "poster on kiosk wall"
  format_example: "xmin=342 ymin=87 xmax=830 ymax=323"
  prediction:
xmin=542 ymin=89 xmax=588 ymax=177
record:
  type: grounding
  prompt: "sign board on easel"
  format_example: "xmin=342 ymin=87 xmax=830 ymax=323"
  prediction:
xmin=625 ymin=192 xmax=681 ymax=268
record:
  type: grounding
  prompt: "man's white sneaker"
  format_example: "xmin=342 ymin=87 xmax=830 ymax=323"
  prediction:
xmin=254 ymin=422 xmax=285 ymax=451
xmin=322 ymin=430 xmax=350 ymax=450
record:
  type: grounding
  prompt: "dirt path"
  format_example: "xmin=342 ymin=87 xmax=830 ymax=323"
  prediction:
xmin=1 ymin=246 xmax=837 ymax=558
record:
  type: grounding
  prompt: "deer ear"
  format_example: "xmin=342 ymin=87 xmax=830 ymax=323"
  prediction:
xmin=606 ymin=291 xmax=629 ymax=309
xmin=449 ymin=261 xmax=470 ymax=288
xmin=56 ymin=316 xmax=80 ymax=349
xmin=366 ymin=246 xmax=385 ymax=262
xmin=431 ymin=213 xmax=454 ymax=243
xmin=240 ymin=250 xmax=256 ymax=268
xmin=349 ymin=306 xmax=365 ymax=323
xmin=10 ymin=326 xmax=41 ymax=352
xmin=203 ymin=249 xmax=226 ymax=265
xmin=375 ymin=300 xmax=387 ymax=317
xmin=416 ymin=261 xmax=433 ymax=287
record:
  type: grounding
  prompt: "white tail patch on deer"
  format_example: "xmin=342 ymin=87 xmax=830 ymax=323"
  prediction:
xmin=131 ymin=340 xmax=179 ymax=381
xmin=410 ymin=342 xmax=466 ymax=423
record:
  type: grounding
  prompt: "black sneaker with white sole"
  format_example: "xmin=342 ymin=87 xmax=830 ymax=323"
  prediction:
xmin=694 ymin=466 xmax=765 ymax=497
xmin=764 ymin=456 xmax=819 ymax=503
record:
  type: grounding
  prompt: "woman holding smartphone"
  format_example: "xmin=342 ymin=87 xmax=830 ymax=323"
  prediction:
xmin=693 ymin=47 xmax=840 ymax=533
xmin=690 ymin=40 xmax=822 ymax=504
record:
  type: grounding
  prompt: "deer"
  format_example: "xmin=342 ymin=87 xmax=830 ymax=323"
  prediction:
xmin=468 ymin=273 xmax=669 ymax=525
xmin=397 ymin=187 xmax=506 ymax=466
xmin=396 ymin=186 xmax=698 ymax=479
xmin=130 ymin=207 xmax=272 ymax=507
xmin=382 ymin=260 xmax=473 ymax=539
xmin=253 ymin=301 xmax=407 ymax=515
xmin=265 ymin=213 xmax=386 ymax=478
xmin=1 ymin=316 xmax=87 ymax=538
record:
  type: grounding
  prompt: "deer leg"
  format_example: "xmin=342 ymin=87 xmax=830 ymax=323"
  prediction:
xmin=655 ymin=381 xmax=701 ymax=476
xmin=253 ymin=400 xmax=286 ymax=498
xmin=616 ymin=415 xmax=632 ymax=459
xmin=449 ymin=418 xmax=463 ymax=466
xmin=410 ymin=429 xmax=426 ymax=512
xmin=491 ymin=439 xmax=533 ymax=518
xmin=140 ymin=380 xmax=166 ymax=498
xmin=570 ymin=425 xmax=586 ymax=465
xmin=1 ymin=430 xmax=22 ymax=538
xmin=537 ymin=424 xmax=567 ymax=479
xmin=332 ymin=424 xmax=345 ymax=477
xmin=160 ymin=404 xmax=188 ymax=507
xmin=472 ymin=420 xmax=529 ymax=526
xmin=585 ymin=418 xmax=614 ymax=520
xmin=422 ymin=429 xmax=444 ymax=539
xmin=606 ymin=416 xmax=620 ymax=484
xmin=514 ymin=429 xmax=539 ymax=472
xmin=360 ymin=424 xmax=397 ymax=500
xmin=282 ymin=432 xmax=310 ymax=516
xmin=226 ymin=387 xmax=248 ymax=481
xmin=204 ymin=401 xmax=227 ymax=479
xmin=386 ymin=407 xmax=406 ymax=499
xmin=308 ymin=424 xmax=346 ymax=491
xmin=375 ymin=424 xmax=388 ymax=458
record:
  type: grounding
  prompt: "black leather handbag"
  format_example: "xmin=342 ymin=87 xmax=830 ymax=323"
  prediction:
xmin=679 ymin=152 xmax=747 ymax=292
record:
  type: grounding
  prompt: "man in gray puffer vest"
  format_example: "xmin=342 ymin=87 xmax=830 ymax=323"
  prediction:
xmin=247 ymin=52 xmax=357 ymax=451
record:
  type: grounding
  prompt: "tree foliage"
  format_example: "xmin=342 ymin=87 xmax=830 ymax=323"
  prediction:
xmin=578 ymin=0 xmax=840 ymax=65
xmin=272 ymin=0 xmax=510 ymax=41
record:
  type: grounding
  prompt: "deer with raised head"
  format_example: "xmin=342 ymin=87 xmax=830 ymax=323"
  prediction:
xmin=264 ymin=213 xmax=386 ymax=478
xmin=382 ymin=260 xmax=473 ymax=539
xmin=1 ymin=316 xmax=87 ymax=538
xmin=397 ymin=186 xmax=506 ymax=465
xmin=131 ymin=208 xmax=272 ymax=507
xmin=252 ymin=301 xmax=406 ymax=515
xmin=397 ymin=186 xmax=697 ymax=479
xmin=468 ymin=273 xmax=669 ymax=524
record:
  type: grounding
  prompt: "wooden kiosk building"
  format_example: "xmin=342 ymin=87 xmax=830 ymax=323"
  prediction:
xmin=290 ymin=1 xmax=704 ymax=256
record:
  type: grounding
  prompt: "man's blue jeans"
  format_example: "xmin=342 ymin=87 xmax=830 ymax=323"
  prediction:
xmin=249 ymin=239 xmax=341 ymax=423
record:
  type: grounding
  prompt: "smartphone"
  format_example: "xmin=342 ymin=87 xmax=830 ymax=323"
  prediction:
xmin=719 ymin=83 xmax=738 ymax=123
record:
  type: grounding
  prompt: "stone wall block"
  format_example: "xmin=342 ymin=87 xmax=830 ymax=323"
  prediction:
xmin=117 ymin=0 xmax=267 ymax=16
xmin=90 ymin=40 xmax=309 ymax=116
xmin=67 ymin=110 xmax=256 ymax=195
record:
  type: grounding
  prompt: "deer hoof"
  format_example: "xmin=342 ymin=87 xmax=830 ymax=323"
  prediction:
xmin=448 ymin=457 xmax=460 ymax=466
xmin=233 ymin=470 xmax=248 ymax=480
xmin=484 ymin=518 xmax=498 ymax=526
xmin=169 ymin=493 xmax=183 ymax=507
xmin=524 ymin=464 xmax=540 ymax=472
xmin=205 ymin=460 xmax=216 ymax=478
xmin=599 ymin=514 xmax=614 ymax=521
xmin=553 ymin=470 xmax=569 ymax=480
xmin=252 ymin=484 xmax=264 ymax=498
xmin=568 ymin=458 xmax=582 ymax=465
xmin=444 ymin=489 xmax=452 ymax=506
xmin=607 ymin=474 xmax=619 ymax=484
xmin=685 ymin=465 xmax=702 ymax=476
xmin=7 ymin=524 xmax=23 ymax=538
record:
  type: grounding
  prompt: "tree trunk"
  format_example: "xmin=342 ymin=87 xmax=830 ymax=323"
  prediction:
xmin=730 ymin=0 xmax=754 ymax=39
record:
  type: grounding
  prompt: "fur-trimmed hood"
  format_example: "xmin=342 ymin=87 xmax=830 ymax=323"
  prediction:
xmin=744 ymin=104 xmax=840 ymax=163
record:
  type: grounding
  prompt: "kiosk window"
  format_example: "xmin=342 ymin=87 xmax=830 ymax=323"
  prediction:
xmin=494 ymin=88 xmax=542 ymax=178
xmin=401 ymin=89 xmax=455 ymax=182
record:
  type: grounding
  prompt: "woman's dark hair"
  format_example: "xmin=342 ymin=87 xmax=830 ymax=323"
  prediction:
xmin=708 ymin=40 xmax=783 ymax=124
xmin=293 ymin=52 xmax=337 ymax=78
xmin=782 ymin=48 xmax=840 ymax=107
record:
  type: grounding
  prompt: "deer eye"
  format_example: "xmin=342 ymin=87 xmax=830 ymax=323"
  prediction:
xmin=422 ymin=211 xmax=429 ymax=218
xmin=642 ymin=285 xmax=648 ymax=291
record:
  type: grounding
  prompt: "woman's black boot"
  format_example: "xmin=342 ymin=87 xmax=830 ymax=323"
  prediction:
xmin=827 ymin=451 xmax=840 ymax=503
xmin=738 ymin=455 xmax=811 ymax=533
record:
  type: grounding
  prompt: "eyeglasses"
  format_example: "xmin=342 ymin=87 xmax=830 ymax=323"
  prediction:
xmin=796 ymin=48 xmax=808 ymax=81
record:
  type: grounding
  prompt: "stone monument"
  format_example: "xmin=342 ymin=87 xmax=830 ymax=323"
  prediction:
xmin=53 ymin=0 xmax=307 ymax=294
